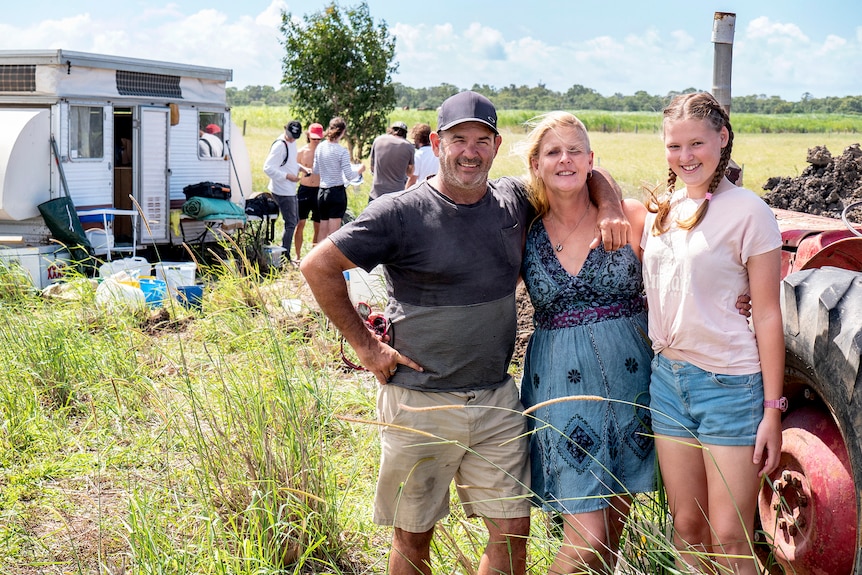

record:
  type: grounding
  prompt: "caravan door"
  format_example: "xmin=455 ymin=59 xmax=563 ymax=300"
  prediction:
xmin=139 ymin=106 xmax=170 ymax=243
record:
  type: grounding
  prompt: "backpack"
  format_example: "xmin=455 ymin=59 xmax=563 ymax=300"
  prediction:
xmin=183 ymin=181 xmax=231 ymax=200
xmin=245 ymin=194 xmax=280 ymax=217
xmin=273 ymin=139 xmax=289 ymax=167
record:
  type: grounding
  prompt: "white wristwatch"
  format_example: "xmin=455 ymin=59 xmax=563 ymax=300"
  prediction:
xmin=763 ymin=397 xmax=788 ymax=412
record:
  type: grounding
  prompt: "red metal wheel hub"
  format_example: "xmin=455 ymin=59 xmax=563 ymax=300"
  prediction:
xmin=758 ymin=406 xmax=857 ymax=575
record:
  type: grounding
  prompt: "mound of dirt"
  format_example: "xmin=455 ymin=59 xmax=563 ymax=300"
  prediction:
xmin=762 ymin=143 xmax=862 ymax=217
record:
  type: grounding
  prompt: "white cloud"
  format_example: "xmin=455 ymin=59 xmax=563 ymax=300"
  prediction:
xmin=0 ymin=2 xmax=287 ymax=88
xmin=735 ymin=17 xmax=861 ymax=98
xmin=746 ymin=16 xmax=809 ymax=44
xmin=0 ymin=6 xmax=857 ymax=99
xmin=819 ymin=34 xmax=847 ymax=55
xmin=462 ymin=23 xmax=507 ymax=61
xmin=0 ymin=15 xmax=99 ymax=49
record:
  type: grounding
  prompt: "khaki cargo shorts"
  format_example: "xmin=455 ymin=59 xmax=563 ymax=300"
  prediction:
xmin=373 ymin=377 xmax=531 ymax=533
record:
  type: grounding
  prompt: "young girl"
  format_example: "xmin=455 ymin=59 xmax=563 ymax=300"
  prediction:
xmin=313 ymin=117 xmax=365 ymax=240
xmin=642 ymin=92 xmax=784 ymax=574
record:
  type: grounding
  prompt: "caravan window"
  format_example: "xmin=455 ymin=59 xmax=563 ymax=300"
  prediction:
xmin=70 ymin=106 xmax=104 ymax=159
xmin=198 ymin=111 xmax=225 ymax=159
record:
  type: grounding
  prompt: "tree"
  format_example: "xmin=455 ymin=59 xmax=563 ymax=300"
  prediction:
xmin=279 ymin=2 xmax=397 ymax=161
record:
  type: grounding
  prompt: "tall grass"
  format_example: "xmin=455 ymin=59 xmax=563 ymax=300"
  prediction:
xmin=3 ymin=105 xmax=853 ymax=573
xmin=0 ymin=253 xmax=380 ymax=573
xmin=0 ymin=244 xmax=792 ymax=574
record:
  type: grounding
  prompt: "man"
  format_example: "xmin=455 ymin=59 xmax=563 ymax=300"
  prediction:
xmin=198 ymin=123 xmax=224 ymax=158
xmin=368 ymin=120 xmax=415 ymax=200
xmin=405 ymin=123 xmax=438 ymax=188
xmin=263 ymin=120 xmax=306 ymax=261
xmin=294 ymin=122 xmax=323 ymax=262
xmin=300 ymin=91 xmax=628 ymax=575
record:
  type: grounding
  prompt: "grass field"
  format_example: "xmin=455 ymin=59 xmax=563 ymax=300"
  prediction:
xmin=0 ymin=106 xmax=858 ymax=574
xmin=233 ymin=106 xmax=861 ymax=201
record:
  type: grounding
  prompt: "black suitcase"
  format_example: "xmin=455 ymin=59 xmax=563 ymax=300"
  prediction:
xmin=183 ymin=181 xmax=231 ymax=201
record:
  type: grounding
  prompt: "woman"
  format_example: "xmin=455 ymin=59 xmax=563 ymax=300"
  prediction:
xmin=519 ymin=111 xmax=654 ymax=574
xmin=313 ymin=117 xmax=365 ymax=240
xmin=642 ymin=92 xmax=783 ymax=574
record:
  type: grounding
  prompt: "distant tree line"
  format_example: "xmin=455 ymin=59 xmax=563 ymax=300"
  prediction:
xmin=227 ymin=83 xmax=862 ymax=114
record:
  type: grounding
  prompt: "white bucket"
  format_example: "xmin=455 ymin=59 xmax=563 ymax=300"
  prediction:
xmin=155 ymin=261 xmax=197 ymax=292
xmin=264 ymin=245 xmax=287 ymax=268
xmin=343 ymin=265 xmax=387 ymax=308
xmin=99 ymin=256 xmax=151 ymax=279
xmin=85 ymin=228 xmax=114 ymax=251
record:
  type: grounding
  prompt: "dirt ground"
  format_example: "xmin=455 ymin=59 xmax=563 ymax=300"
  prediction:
xmin=762 ymin=142 xmax=862 ymax=217
xmin=515 ymin=283 xmax=535 ymax=364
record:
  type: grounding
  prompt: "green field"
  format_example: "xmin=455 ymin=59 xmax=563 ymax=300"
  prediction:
xmin=2 ymin=105 xmax=857 ymax=573
xmin=233 ymin=106 xmax=861 ymax=200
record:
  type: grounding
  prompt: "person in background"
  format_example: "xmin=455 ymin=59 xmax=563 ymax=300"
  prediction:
xmin=300 ymin=91 xmax=629 ymax=575
xmin=406 ymin=123 xmax=439 ymax=188
xmin=518 ymin=111 xmax=654 ymax=574
xmin=294 ymin=122 xmax=324 ymax=262
xmin=313 ymin=117 xmax=365 ymax=240
xmin=199 ymin=123 xmax=224 ymax=158
xmin=263 ymin=120 xmax=305 ymax=261
xmin=642 ymin=92 xmax=783 ymax=574
xmin=368 ymin=120 xmax=414 ymax=201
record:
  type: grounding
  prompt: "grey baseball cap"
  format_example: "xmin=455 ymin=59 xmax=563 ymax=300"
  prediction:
xmin=437 ymin=91 xmax=498 ymax=134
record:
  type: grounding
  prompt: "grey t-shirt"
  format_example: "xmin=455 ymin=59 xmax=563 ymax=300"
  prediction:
xmin=368 ymin=134 xmax=416 ymax=199
xmin=330 ymin=177 xmax=532 ymax=392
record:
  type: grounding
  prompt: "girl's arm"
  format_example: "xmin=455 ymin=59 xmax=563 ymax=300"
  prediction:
xmin=341 ymin=149 xmax=364 ymax=181
xmin=748 ymin=247 xmax=784 ymax=477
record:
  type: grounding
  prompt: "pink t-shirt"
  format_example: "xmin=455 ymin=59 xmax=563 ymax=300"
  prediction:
xmin=641 ymin=186 xmax=781 ymax=374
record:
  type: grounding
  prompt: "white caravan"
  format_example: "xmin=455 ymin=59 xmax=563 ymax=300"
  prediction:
xmin=0 ymin=49 xmax=252 ymax=283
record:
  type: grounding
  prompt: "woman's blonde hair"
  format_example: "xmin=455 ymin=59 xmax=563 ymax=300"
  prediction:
xmin=516 ymin=111 xmax=591 ymax=220
xmin=647 ymin=92 xmax=734 ymax=235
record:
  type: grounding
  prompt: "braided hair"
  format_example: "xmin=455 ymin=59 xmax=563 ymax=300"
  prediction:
xmin=648 ymin=92 xmax=734 ymax=235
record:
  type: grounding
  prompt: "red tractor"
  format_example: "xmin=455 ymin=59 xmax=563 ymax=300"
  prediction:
xmin=757 ymin=206 xmax=862 ymax=575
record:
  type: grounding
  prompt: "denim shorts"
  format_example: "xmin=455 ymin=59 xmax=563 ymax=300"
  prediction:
xmin=649 ymin=354 xmax=764 ymax=446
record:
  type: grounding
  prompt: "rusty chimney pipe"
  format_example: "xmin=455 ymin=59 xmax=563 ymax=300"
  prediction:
xmin=712 ymin=12 xmax=736 ymax=115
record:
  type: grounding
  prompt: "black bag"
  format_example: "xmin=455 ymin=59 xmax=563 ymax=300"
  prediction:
xmin=183 ymin=181 xmax=231 ymax=201
xmin=245 ymin=194 xmax=280 ymax=217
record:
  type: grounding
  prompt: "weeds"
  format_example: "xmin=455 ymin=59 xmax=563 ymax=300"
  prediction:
xmin=0 ymin=254 xmax=789 ymax=574
xmin=0 ymin=110 xmax=825 ymax=573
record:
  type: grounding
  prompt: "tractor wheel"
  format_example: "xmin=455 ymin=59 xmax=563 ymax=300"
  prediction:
xmin=758 ymin=267 xmax=862 ymax=575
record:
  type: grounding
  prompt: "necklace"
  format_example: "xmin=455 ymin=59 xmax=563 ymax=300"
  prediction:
xmin=550 ymin=196 xmax=591 ymax=252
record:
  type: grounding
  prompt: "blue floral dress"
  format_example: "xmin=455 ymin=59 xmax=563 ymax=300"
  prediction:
xmin=521 ymin=219 xmax=655 ymax=514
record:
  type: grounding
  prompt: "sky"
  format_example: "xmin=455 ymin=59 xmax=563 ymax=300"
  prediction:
xmin=2 ymin=0 xmax=860 ymax=101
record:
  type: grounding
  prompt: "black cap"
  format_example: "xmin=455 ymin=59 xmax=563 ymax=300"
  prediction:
xmin=437 ymin=91 xmax=498 ymax=134
xmin=285 ymin=121 xmax=302 ymax=139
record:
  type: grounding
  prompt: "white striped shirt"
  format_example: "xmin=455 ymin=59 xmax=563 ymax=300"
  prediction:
xmin=314 ymin=140 xmax=361 ymax=188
